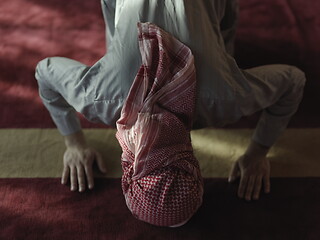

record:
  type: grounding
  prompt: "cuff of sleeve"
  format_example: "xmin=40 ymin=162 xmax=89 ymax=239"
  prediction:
xmin=51 ymin=112 xmax=82 ymax=136
xmin=252 ymin=112 xmax=290 ymax=147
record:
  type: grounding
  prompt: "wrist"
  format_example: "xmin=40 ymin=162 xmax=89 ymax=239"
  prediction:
xmin=245 ymin=140 xmax=270 ymax=158
xmin=64 ymin=131 xmax=87 ymax=149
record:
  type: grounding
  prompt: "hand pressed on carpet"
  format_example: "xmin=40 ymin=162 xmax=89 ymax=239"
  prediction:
xmin=61 ymin=131 xmax=107 ymax=192
xmin=228 ymin=141 xmax=271 ymax=201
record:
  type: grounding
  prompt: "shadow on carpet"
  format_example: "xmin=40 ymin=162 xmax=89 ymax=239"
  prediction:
xmin=0 ymin=178 xmax=319 ymax=240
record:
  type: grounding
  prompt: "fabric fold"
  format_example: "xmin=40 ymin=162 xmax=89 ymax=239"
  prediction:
xmin=115 ymin=22 xmax=203 ymax=227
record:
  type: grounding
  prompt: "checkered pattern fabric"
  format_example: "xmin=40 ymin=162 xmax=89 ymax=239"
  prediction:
xmin=116 ymin=22 xmax=203 ymax=227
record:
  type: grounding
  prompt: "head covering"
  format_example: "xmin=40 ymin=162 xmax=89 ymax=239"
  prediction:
xmin=116 ymin=22 xmax=203 ymax=227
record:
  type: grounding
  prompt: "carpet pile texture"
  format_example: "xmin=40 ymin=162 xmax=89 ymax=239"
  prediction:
xmin=0 ymin=0 xmax=320 ymax=239
xmin=1 ymin=178 xmax=319 ymax=240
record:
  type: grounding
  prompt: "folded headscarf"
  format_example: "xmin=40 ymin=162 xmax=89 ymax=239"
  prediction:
xmin=116 ymin=22 xmax=203 ymax=227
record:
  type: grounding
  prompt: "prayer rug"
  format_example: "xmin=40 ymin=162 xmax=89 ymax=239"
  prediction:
xmin=1 ymin=178 xmax=319 ymax=240
xmin=1 ymin=0 xmax=320 ymax=239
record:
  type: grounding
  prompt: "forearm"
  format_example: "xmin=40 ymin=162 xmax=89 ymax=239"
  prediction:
xmin=49 ymin=108 xmax=82 ymax=136
xmin=252 ymin=110 xmax=292 ymax=148
xmin=39 ymin=87 xmax=82 ymax=136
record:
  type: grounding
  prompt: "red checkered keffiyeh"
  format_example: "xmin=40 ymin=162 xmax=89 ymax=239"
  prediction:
xmin=116 ymin=22 xmax=203 ymax=227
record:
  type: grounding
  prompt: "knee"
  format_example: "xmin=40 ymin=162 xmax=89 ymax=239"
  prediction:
xmin=35 ymin=57 xmax=51 ymax=83
xmin=289 ymin=66 xmax=306 ymax=90
xmin=283 ymin=66 xmax=306 ymax=104
xmin=35 ymin=57 xmax=60 ymax=98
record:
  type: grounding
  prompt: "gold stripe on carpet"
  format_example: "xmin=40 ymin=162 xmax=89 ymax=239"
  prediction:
xmin=0 ymin=129 xmax=319 ymax=178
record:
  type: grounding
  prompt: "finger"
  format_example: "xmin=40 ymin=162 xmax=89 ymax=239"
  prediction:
xmin=264 ymin=174 xmax=271 ymax=194
xmin=238 ymin=175 xmax=248 ymax=199
xmin=77 ymin=166 xmax=86 ymax=192
xmin=70 ymin=166 xmax=77 ymax=191
xmin=245 ymin=176 xmax=255 ymax=201
xmin=253 ymin=175 xmax=263 ymax=200
xmin=95 ymin=152 xmax=107 ymax=173
xmin=228 ymin=161 xmax=240 ymax=182
xmin=84 ymin=163 xmax=94 ymax=190
xmin=61 ymin=165 xmax=70 ymax=185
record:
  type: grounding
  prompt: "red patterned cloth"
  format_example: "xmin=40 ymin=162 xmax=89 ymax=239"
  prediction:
xmin=116 ymin=22 xmax=203 ymax=227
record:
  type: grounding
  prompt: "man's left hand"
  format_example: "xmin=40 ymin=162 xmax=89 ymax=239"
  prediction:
xmin=228 ymin=153 xmax=270 ymax=201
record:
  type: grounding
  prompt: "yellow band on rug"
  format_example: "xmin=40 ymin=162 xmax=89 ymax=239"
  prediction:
xmin=0 ymin=129 xmax=319 ymax=178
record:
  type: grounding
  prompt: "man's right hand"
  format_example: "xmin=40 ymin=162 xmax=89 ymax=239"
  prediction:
xmin=61 ymin=131 xmax=107 ymax=192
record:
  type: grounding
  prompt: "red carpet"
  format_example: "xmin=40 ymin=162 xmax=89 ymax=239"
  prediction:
xmin=1 ymin=0 xmax=320 ymax=239
xmin=0 ymin=0 xmax=105 ymax=129
xmin=1 ymin=178 xmax=319 ymax=240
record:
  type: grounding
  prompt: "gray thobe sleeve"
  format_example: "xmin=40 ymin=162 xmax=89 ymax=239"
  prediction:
xmin=35 ymin=57 xmax=95 ymax=136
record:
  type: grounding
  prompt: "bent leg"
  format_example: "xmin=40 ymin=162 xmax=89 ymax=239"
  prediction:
xmin=35 ymin=57 xmax=96 ymax=135
xmin=240 ymin=64 xmax=306 ymax=146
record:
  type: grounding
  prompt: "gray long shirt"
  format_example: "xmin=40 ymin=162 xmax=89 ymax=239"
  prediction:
xmin=36 ymin=0 xmax=306 ymax=147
